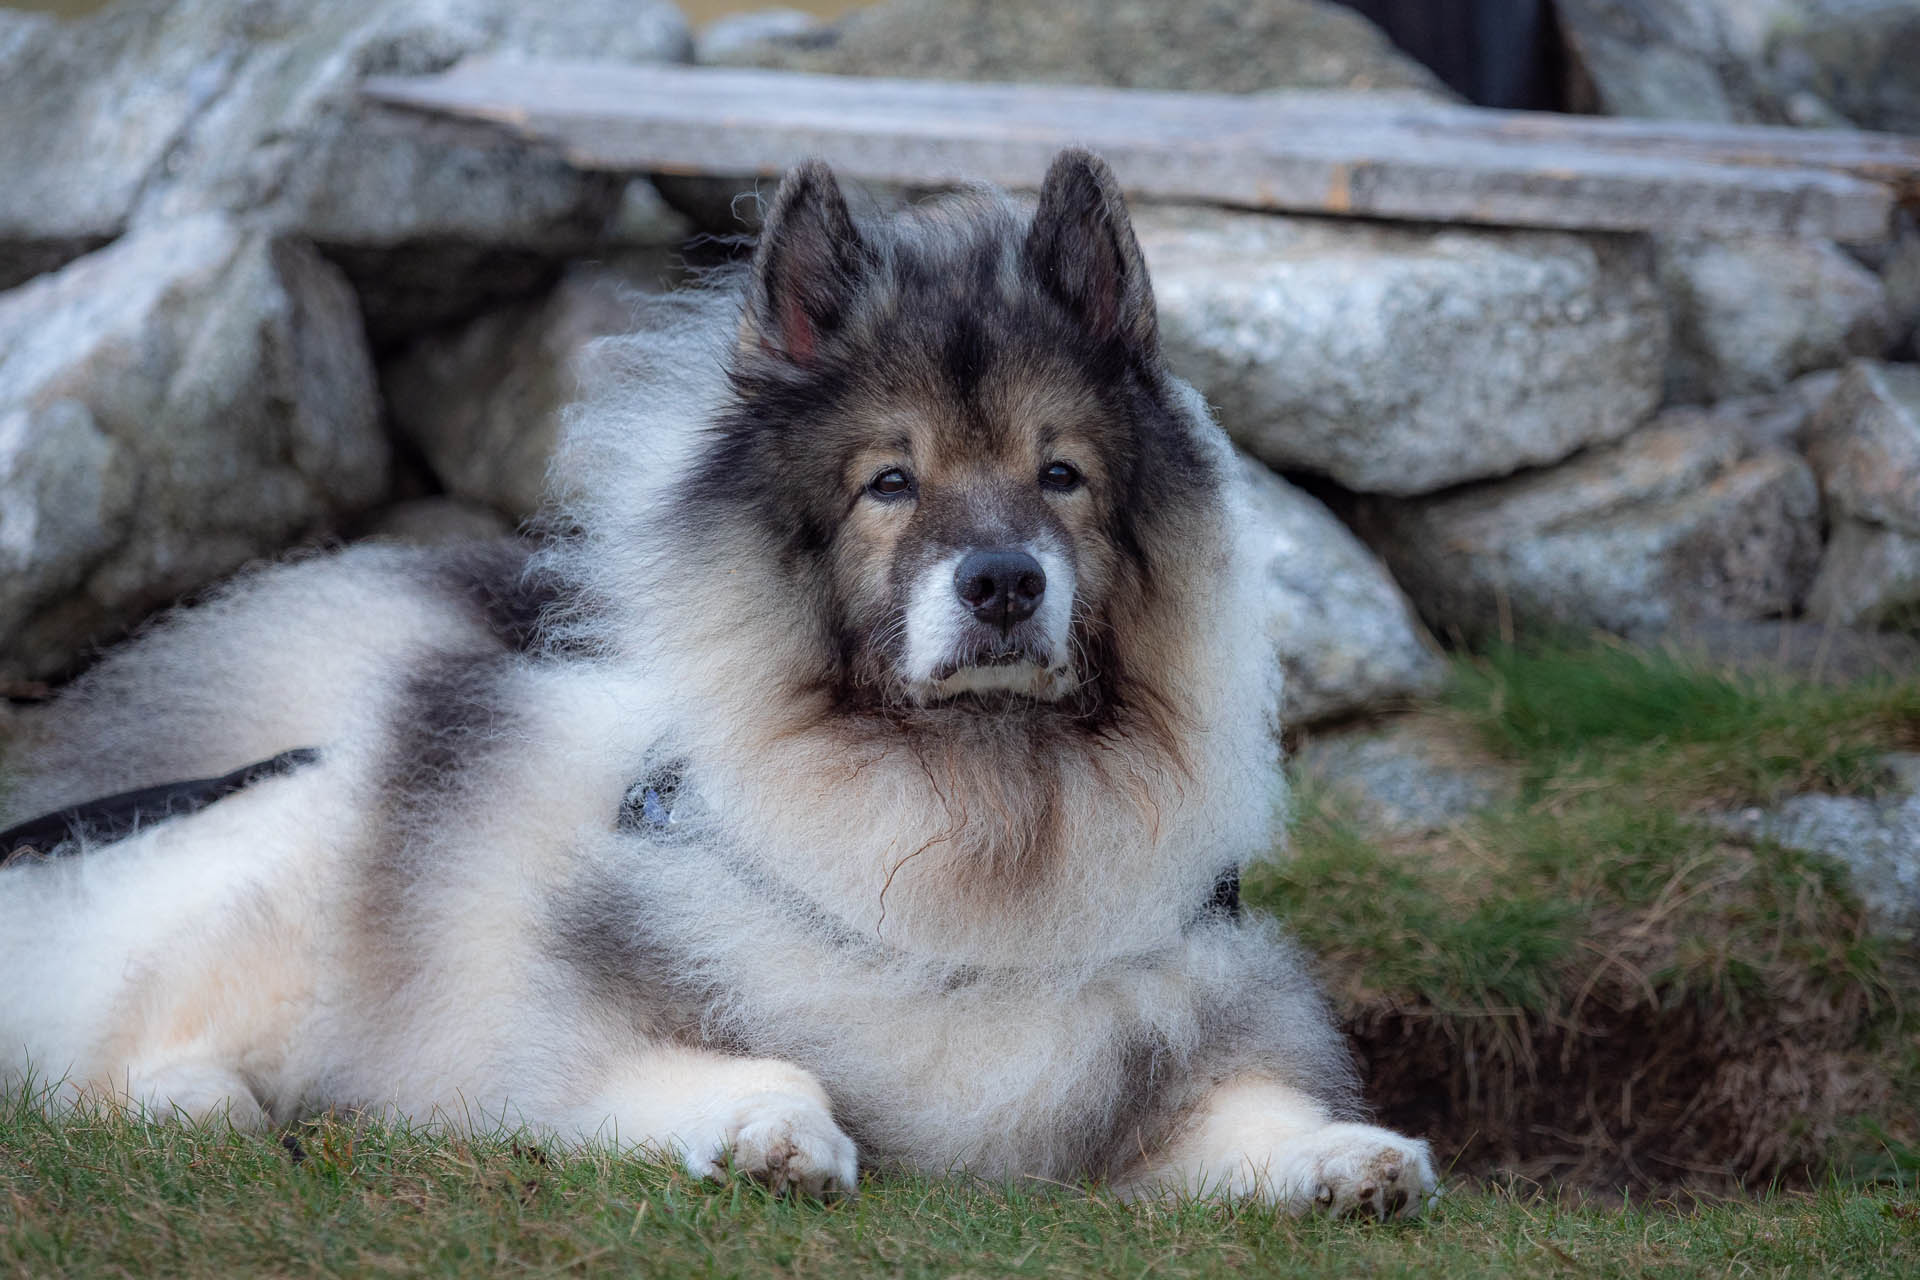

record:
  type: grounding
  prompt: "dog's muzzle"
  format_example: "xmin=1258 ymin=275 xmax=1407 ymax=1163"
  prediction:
xmin=902 ymin=543 xmax=1076 ymax=702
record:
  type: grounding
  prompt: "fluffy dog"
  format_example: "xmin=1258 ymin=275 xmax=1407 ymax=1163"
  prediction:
xmin=0 ymin=151 xmax=1434 ymax=1216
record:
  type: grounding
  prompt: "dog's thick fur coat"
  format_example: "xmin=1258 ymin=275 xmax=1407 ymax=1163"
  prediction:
xmin=0 ymin=153 xmax=1433 ymax=1214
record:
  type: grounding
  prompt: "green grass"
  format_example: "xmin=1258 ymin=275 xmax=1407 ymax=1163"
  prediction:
xmin=1 ymin=1109 xmax=1916 ymax=1279
xmin=1266 ymin=641 xmax=1920 ymax=1021
xmin=1255 ymin=796 xmax=1899 ymax=1025
xmin=1447 ymin=641 xmax=1920 ymax=805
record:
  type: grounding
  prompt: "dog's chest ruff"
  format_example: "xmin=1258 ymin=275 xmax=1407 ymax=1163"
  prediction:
xmin=613 ymin=758 xmax=1242 ymax=963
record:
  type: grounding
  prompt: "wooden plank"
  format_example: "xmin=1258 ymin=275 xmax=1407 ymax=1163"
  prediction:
xmin=1251 ymin=94 xmax=1920 ymax=189
xmin=361 ymin=61 xmax=1919 ymax=240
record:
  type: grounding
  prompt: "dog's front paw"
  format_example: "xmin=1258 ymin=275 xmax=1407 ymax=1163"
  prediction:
xmin=1279 ymin=1123 xmax=1436 ymax=1220
xmin=1125 ymin=1080 xmax=1438 ymax=1219
xmin=682 ymin=1090 xmax=859 ymax=1198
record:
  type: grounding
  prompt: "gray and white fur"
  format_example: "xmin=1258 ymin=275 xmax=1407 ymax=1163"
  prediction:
xmin=0 ymin=152 xmax=1433 ymax=1214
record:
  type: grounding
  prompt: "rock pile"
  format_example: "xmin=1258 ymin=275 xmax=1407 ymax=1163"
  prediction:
xmin=2 ymin=0 xmax=1916 ymax=723
xmin=0 ymin=0 xmax=689 ymax=681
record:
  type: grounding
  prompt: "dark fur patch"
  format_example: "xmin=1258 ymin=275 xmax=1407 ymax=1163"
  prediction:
xmin=436 ymin=539 xmax=564 ymax=655
xmin=545 ymin=869 xmax=735 ymax=1048
xmin=941 ymin=310 xmax=996 ymax=403
xmin=381 ymin=652 xmax=519 ymax=817
xmin=1207 ymin=868 xmax=1242 ymax=922
xmin=350 ymin=648 xmax=527 ymax=996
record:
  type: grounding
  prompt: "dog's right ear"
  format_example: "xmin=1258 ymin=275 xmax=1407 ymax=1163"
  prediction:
xmin=741 ymin=160 xmax=870 ymax=365
xmin=1025 ymin=150 xmax=1157 ymax=358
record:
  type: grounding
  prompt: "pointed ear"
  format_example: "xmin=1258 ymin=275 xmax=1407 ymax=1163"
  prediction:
xmin=740 ymin=160 xmax=869 ymax=365
xmin=1024 ymin=150 xmax=1157 ymax=357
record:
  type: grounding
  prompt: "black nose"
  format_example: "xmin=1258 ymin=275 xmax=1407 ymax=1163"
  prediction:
xmin=955 ymin=549 xmax=1045 ymax=628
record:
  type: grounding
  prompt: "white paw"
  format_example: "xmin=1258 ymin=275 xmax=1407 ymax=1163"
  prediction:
xmin=1275 ymin=1123 xmax=1437 ymax=1220
xmin=680 ymin=1090 xmax=859 ymax=1198
xmin=123 ymin=1062 xmax=267 ymax=1130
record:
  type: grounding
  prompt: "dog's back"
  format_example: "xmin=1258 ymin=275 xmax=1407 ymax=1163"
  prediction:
xmin=2 ymin=539 xmax=539 ymax=823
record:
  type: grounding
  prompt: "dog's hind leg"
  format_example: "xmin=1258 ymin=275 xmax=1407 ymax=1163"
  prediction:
xmin=1118 ymin=1076 xmax=1436 ymax=1219
xmin=563 ymin=1045 xmax=858 ymax=1197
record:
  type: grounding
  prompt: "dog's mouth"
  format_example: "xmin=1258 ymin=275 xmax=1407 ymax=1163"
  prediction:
xmin=929 ymin=645 xmax=1033 ymax=682
xmin=921 ymin=663 xmax=1074 ymax=704
xmin=917 ymin=636 xmax=1073 ymax=704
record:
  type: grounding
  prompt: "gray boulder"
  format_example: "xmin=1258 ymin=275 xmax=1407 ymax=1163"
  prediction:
xmin=1291 ymin=717 xmax=1518 ymax=838
xmin=1556 ymin=0 xmax=1774 ymax=122
xmin=1805 ymin=359 xmax=1920 ymax=626
xmin=0 ymin=8 xmax=123 ymax=289
xmin=1766 ymin=0 xmax=1920 ymax=135
xmin=1806 ymin=522 xmax=1920 ymax=628
xmin=1879 ymin=216 xmax=1920 ymax=361
xmin=1554 ymin=1 xmax=1917 ymax=130
xmin=705 ymin=0 xmax=1448 ymax=95
xmin=1658 ymin=234 xmax=1893 ymax=404
xmin=1134 ymin=207 xmax=1666 ymax=496
xmin=670 ymin=0 xmax=1451 ymax=237
xmin=0 ymin=0 xmax=690 ymax=331
xmin=0 ymin=217 xmax=387 ymax=681
xmin=1359 ymin=400 xmax=1823 ymax=641
xmin=1237 ymin=456 xmax=1444 ymax=725
xmin=1806 ymin=360 xmax=1920 ymax=535
xmin=384 ymin=257 xmax=680 ymax=521
xmin=1717 ymin=756 xmax=1920 ymax=939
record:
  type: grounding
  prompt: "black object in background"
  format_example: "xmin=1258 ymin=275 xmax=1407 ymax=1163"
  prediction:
xmin=1338 ymin=0 xmax=1568 ymax=111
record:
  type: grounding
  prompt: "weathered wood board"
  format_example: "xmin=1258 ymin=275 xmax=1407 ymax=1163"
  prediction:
xmin=362 ymin=61 xmax=1920 ymax=241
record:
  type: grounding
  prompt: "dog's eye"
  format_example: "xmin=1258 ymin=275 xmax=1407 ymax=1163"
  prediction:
xmin=1040 ymin=461 xmax=1082 ymax=492
xmin=868 ymin=467 xmax=916 ymax=500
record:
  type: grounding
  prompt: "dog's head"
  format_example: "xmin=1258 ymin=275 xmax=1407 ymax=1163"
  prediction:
xmin=675 ymin=151 xmax=1223 ymax=717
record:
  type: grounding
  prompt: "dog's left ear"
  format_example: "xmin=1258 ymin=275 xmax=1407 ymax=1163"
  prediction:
xmin=742 ymin=159 xmax=871 ymax=365
xmin=1025 ymin=150 xmax=1157 ymax=358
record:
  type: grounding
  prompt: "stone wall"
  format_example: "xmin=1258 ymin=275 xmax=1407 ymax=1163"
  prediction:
xmin=4 ymin=0 xmax=1917 ymax=724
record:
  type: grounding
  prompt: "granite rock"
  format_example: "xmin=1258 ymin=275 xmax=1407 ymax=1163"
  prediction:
xmin=1717 ymin=756 xmax=1920 ymax=939
xmin=1805 ymin=360 xmax=1920 ymax=536
xmin=384 ymin=256 xmax=681 ymax=520
xmin=1554 ymin=0 xmax=1816 ymax=123
xmin=670 ymin=0 xmax=1451 ymax=237
xmin=0 ymin=217 xmax=387 ymax=680
xmin=1291 ymin=717 xmax=1518 ymax=838
xmin=705 ymin=0 xmax=1449 ymax=95
xmin=695 ymin=7 xmax=824 ymax=65
xmin=1360 ymin=402 xmax=1823 ymax=641
xmin=1766 ymin=0 xmax=1920 ymax=135
xmin=1135 ymin=206 xmax=1667 ymax=496
xmin=1658 ymin=234 xmax=1893 ymax=404
xmin=0 ymin=0 xmax=691 ymax=331
xmin=1237 ymin=455 xmax=1444 ymax=725
xmin=1804 ymin=360 xmax=1920 ymax=626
